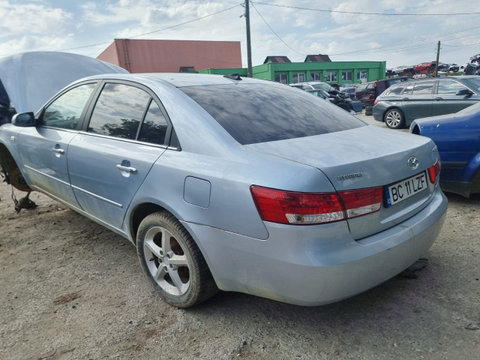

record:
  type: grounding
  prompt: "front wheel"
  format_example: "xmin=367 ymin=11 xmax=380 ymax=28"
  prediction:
xmin=384 ymin=108 xmax=405 ymax=129
xmin=137 ymin=211 xmax=217 ymax=308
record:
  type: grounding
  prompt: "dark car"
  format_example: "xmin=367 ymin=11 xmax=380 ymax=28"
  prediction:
xmin=373 ymin=76 xmax=480 ymax=129
xmin=410 ymin=102 xmax=480 ymax=197
xmin=355 ymin=77 xmax=410 ymax=115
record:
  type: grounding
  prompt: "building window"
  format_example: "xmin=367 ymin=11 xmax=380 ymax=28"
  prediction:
xmin=310 ymin=72 xmax=321 ymax=81
xmin=275 ymin=73 xmax=288 ymax=84
xmin=357 ymin=70 xmax=368 ymax=82
xmin=342 ymin=71 xmax=353 ymax=81
xmin=326 ymin=71 xmax=338 ymax=82
xmin=293 ymin=73 xmax=305 ymax=83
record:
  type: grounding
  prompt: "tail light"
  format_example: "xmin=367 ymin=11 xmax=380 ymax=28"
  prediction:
xmin=250 ymin=186 xmax=383 ymax=225
xmin=374 ymin=99 xmax=379 ymax=105
xmin=428 ymin=158 xmax=441 ymax=183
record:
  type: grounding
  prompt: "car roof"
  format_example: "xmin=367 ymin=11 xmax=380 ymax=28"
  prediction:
xmin=80 ymin=73 xmax=271 ymax=88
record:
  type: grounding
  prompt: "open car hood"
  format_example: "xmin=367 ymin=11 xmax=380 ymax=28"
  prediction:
xmin=0 ymin=51 xmax=127 ymax=114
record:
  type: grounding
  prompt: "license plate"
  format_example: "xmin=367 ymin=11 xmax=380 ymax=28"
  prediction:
xmin=386 ymin=171 xmax=427 ymax=207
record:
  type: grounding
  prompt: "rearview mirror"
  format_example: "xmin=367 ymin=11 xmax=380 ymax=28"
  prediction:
xmin=12 ymin=112 xmax=36 ymax=127
xmin=456 ymin=89 xmax=474 ymax=97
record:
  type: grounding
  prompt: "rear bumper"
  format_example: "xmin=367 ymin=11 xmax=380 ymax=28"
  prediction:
xmin=183 ymin=189 xmax=447 ymax=306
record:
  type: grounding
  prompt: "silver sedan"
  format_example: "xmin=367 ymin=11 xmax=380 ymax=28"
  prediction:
xmin=0 ymin=73 xmax=447 ymax=307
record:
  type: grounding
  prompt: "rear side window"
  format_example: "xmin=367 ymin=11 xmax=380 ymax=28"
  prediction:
xmin=412 ymin=81 xmax=435 ymax=95
xmin=180 ymin=83 xmax=364 ymax=145
xmin=386 ymin=86 xmax=405 ymax=95
xmin=88 ymin=83 xmax=150 ymax=140
xmin=137 ymin=100 xmax=168 ymax=144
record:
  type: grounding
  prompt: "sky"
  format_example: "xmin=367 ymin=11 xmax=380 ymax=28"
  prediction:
xmin=1 ymin=0 xmax=480 ymax=70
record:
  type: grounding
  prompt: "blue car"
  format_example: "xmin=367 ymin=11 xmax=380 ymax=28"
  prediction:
xmin=0 ymin=73 xmax=447 ymax=307
xmin=410 ymin=102 xmax=480 ymax=197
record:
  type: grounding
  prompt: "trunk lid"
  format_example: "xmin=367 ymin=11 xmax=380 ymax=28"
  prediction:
xmin=246 ymin=126 xmax=439 ymax=239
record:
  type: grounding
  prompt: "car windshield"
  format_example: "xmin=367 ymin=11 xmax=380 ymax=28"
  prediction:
xmin=461 ymin=77 xmax=480 ymax=92
xmin=180 ymin=83 xmax=364 ymax=145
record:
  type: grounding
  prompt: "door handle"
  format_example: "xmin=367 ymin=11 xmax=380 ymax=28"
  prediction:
xmin=116 ymin=164 xmax=137 ymax=174
xmin=402 ymin=97 xmax=410 ymax=101
xmin=434 ymin=97 xmax=443 ymax=101
xmin=51 ymin=147 xmax=65 ymax=155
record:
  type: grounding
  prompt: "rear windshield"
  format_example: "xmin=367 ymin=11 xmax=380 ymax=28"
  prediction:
xmin=180 ymin=83 xmax=364 ymax=145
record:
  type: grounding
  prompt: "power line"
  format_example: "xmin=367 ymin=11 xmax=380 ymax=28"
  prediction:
xmin=61 ymin=3 xmax=243 ymax=52
xmin=250 ymin=2 xmax=305 ymax=56
xmin=252 ymin=1 xmax=480 ymax=16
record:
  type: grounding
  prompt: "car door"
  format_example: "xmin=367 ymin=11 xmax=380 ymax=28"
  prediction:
xmin=432 ymin=79 xmax=477 ymax=116
xmin=15 ymin=82 xmax=98 ymax=205
xmin=401 ymin=80 xmax=435 ymax=122
xmin=68 ymin=82 xmax=169 ymax=229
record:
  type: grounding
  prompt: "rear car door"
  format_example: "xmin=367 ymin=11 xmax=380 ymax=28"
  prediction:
xmin=15 ymin=82 xmax=98 ymax=205
xmin=402 ymin=80 xmax=435 ymax=121
xmin=68 ymin=82 xmax=170 ymax=229
xmin=432 ymin=79 xmax=477 ymax=116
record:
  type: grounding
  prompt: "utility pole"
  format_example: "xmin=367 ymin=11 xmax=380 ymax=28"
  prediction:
xmin=245 ymin=0 xmax=253 ymax=77
xmin=435 ymin=41 xmax=441 ymax=77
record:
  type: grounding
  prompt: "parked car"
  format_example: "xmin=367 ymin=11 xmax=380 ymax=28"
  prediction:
xmin=292 ymin=82 xmax=362 ymax=113
xmin=373 ymin=76 xmax=480 ymax=129
xmin=306 ymin=89 xmax=362 ymax=113
xmin=0 ymin=73 xmax=447 ymax=308
xmin=355 ymin=77 xmax=410 ymax=115
xmin=410 ymin=102 xmax=480 ymax=197
xmin=0 ymin=51 xmax=127 ymax=123
xmin=414 ymin=62 xmax=436 ymax=74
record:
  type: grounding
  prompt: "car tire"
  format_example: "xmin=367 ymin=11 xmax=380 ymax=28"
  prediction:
xmin=137 ymin=211 xmax=217 ymax=308
xmin=384 ymin=108 xmax=405 ymax=129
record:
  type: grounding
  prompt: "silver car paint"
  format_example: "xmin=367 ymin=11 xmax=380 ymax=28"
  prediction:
xmin=0 ymin=73 xmax=448 ymax=305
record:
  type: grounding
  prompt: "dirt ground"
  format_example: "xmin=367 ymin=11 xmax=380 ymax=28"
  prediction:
xmin=0 ymin=179 xmax=479 ymax=359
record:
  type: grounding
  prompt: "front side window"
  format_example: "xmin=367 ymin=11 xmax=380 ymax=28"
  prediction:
xmin=180 ymin=83 xmax=364 ymax=145
xmin=88 ymin=83 xmax=150 ymax=139
xmin=437 ymin=80 xmax=468 ymax=95
xmin=43 ymin=83 xmax=97 ymax=129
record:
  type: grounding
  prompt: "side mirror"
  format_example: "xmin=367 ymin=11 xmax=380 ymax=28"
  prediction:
xmin=456 ymin=89 xmax=474 ymax=97
xmin=12 ymin=112 xmax=36 ymax=127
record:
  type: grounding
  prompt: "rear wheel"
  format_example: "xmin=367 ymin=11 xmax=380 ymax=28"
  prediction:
xmin=137 ymin=211 xmax=217 ymax=308
xmin=384 ymin=108 xmax=405 ymax=129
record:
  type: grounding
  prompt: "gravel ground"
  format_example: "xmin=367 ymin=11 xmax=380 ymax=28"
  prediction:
xmin=1 ymin=117 xmax=479 ymax=359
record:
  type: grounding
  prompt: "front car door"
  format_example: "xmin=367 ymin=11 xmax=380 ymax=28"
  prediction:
xmin=68 ymin=82 xmax=170 ymax=230
xmin=15 ymin=82 xmax=98 ymax=205
xmin=432 ymin=79 xmax=478 ymax=116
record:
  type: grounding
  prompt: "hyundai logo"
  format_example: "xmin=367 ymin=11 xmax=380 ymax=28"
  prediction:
xmin=407 ymin=156 xmax=419 ymax=170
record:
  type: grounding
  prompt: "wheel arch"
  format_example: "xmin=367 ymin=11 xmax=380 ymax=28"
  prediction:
xmin=0 ymin=143 xmax=32 ymax=191
xmin=383 ymin=106 xmax=404 ymax=120
xmin=129 ymin=202 xmax=172 ymax=245
xmin=0 ymin=142 xmax=17 ymax=172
